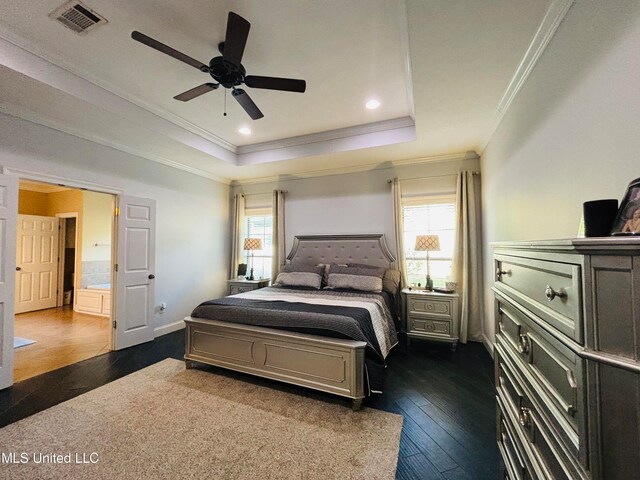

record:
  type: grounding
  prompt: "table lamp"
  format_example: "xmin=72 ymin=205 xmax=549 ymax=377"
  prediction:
xmin=243 ymin=238 xmax=262 ymax=281
xmin=414 ymin=234 xmax=440 ymax=290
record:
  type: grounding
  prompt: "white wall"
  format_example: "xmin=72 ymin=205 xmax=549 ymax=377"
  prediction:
xmin=0 ymin=112 xmax=229 ymax=333
xmin=81 ymin=190 xmax=113 ymax=262
xmin=481 ymin=0 xmax=640 ymax=347
xmin=232 ymin=154 xmax=480 ymax=261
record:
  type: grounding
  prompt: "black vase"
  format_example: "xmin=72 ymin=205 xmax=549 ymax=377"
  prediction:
xmin=583 ymin=199 xmax=619 ymax=237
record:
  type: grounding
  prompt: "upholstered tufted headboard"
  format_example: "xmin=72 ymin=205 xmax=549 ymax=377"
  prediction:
xmin=287 ymin=234 xmax=396 ymax=268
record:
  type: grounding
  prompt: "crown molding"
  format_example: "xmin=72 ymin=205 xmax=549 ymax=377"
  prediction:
xmin=0 ymin=14 xmax=418 ymax=171
xmin=0 ymin=28 xmax=237 ymax=165
xmin=0 ymin=21 xmax=236 ymax=154
xmin=0 ymin=20 xmax=417 ymax=168
xmin=237 ymin=117 xmax=416 ymax=166
xmin=0 ymin=104 xmax=232 ymax=185
xmin=231 ymin=151 xmax=474 ymax=186
xmin=238 ymin=117 xmax=415 ymax=155
xmin=479 ymin=0 xmax=574 ymax=153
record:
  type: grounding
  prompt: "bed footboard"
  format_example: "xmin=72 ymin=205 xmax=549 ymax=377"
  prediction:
xmin=184 ymin=316 xmax=367 ymax=410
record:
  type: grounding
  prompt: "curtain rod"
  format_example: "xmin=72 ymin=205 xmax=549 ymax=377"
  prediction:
xmin=239 ymin=190 xmax=288 ymax=197
xmin=387 ymin=171 xmax=480 ymax=184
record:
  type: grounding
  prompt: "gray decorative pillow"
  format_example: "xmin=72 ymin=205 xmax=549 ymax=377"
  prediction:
xmin=326 ymin=263 xmax=385 ymax=293
xmin=348 ymin=263 xmax=401 ymax=295
xmin=281 ymin=264 xmax=325 ymax=274
xmin=274 ymin=264 xmax=324 ymax=289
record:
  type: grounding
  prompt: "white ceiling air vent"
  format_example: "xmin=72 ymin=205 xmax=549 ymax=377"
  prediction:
xmin=49 ymin=1 xmax=107 ymax=34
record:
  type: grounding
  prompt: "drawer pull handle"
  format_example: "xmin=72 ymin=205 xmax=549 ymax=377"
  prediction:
xmin=566 ymin=370 xmax=577 ymax=416
xmin=496 ymin=268 xmax=511 ymax=278
xmin=519 ymin=407 xmax=532 ymax=429
xmin=518 ymin=334 xmax=530 ymax=355
xmin=544 ymin=285 xmax=566 ymax=301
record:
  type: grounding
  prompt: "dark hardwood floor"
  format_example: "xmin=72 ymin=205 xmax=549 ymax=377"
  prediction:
xmin=0 ymin=330 xmax=499 ymax=479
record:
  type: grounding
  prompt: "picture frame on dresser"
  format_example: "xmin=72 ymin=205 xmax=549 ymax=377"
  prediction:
xmin=611 ymin=176 xmax=640 ymax=235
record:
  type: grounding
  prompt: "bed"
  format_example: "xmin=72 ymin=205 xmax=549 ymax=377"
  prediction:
xmin=183 ymin=234 xmax=399 ymax=410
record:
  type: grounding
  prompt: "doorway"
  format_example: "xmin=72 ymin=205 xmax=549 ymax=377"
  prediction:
xmin=14 ymin=180 xmax=114 ymax=382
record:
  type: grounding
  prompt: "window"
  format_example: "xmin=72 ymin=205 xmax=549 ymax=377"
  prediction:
xmin=402 ymin=198 xmax=456 ymax=287
xmin=243 ymin=209 xmax=273 ymax=280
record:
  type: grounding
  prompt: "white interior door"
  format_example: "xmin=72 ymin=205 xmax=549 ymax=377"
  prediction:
xmin=0 ymin=174 xmax=18 ymax=390
xmin=114 ymin=195 xmax=156 ymax=350
xmin=15 ymin=215 xmax=59 ymax=314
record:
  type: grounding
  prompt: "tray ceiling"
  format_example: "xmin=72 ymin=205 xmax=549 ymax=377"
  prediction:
xmin=0 ymin=0 xmax=555 ymax=182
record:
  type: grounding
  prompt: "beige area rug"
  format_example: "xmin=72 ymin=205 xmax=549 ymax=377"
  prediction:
xmin=0 ymin=359 xmax=402 ymax=479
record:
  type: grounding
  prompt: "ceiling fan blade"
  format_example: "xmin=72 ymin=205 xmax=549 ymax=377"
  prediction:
xmin=222 ymin=12 xmax=250 ymax=66
xmin=174 ymin=83 xmax=219 ymax=102
xmin=244 ymin=75 xmax=306 ymax=93
xmin=131 ymin=31 xmax=208 ymax=71
xmin=232 ymin=89 xmax=264 ymax=120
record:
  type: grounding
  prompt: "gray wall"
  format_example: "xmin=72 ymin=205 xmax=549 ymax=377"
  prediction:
xmin=481 ymin=0 xmax=640 ymax=348
xmin=232 ymin=154 xmax=480 ymax=262
xmin=0 ymin=112 xmax=230 ymax=332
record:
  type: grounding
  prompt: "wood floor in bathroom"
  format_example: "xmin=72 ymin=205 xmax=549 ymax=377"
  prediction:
xmin=13 ymin=306 xmax=110 ymax=382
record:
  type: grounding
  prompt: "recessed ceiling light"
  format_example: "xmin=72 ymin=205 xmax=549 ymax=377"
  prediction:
xmin=365 ymin=99 xmax=381 ymax=110
xmin=238 ymin=127 xmax=252 ymax=135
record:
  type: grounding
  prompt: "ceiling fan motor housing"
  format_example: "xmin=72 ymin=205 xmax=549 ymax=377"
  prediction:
xmin=209 ymin=56 xmax=246 ymax=88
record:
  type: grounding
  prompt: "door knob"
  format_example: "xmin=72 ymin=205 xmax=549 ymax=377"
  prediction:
xmin=16 ymin=267 xmax=21 ymax=271
xmin=148 ymin=274 xmax=155 ymax=279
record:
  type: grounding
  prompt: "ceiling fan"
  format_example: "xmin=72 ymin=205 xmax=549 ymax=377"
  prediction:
xmin=131 ymin=11 xmax=306 ymax=120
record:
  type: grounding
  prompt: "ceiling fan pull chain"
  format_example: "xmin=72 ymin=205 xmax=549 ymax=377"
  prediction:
xmin=224 ymin=89 xmax=227 ymax=117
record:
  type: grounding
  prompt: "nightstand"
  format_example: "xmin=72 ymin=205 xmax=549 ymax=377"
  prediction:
xmin=227 ymin=278 xmax=270 ymax=295
xmin=402 ymin=288 xmax=459 ymax=350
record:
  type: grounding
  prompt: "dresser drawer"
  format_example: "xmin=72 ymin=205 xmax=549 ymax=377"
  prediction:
xmin=495 ymin=254 xmax=583 ymax=342
xmin=496 ymin=352 xmax=585 ymax=480
xmin=498 ymin=391 xmax=575 ymax=480
xmin=408 ymin=316 xmax=451 ymax=336
xmin=496 ymin=299 xmax=584 ymax=447
xmin=229 ymin=285 xmax=253 ymax=295
xmin=498 ymin=411 xmax=531 ymax=480
xmin=407 ymin=296 xmax=452 ymax=319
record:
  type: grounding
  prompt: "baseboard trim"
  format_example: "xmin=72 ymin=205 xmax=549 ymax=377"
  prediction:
xmin=482 ymin=335 xmax=495 ymax=359
xmin=154 ymin=319 xmax=185 ymax=338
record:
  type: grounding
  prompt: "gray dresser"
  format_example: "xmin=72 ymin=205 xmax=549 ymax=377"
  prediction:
xmin=492 ymin=238 xmax=640 ymax=480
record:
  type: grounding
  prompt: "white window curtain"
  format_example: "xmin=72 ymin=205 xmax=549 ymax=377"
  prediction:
xmin=391 ymin=178 xmax=408 ymax=288
xmin=230 ymin=194 xmax=245 ymax=279
xmin=271 ymin=190 xmax=286 ymax=283
xmin=452 ymin=171 xmax=483 ymax=343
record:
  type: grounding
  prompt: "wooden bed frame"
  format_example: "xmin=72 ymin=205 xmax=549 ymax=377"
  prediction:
xmin=184 ymin=234 xmax=396 ymax=410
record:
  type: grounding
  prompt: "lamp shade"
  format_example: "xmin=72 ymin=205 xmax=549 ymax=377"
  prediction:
xmin=243 ymin=238 xmax=262 ymax=251
xmin=414 ymin=234 xmax=440 ymax=252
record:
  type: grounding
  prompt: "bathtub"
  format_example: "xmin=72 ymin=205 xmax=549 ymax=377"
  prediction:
xmin=75 ymin=285 xmax=111 ymax=316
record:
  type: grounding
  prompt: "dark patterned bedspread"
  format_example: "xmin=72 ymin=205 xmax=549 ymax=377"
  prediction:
xmin=191 ymin=286 xmax=399 ymax=393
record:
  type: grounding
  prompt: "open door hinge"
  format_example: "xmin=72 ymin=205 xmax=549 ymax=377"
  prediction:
xmin=114 ymin=263 xmax=119 ymax=272
xmin=112 ymin=320 xmax=117 ymax=329
xmin=114 ymin=207 xmax=120 ymax=216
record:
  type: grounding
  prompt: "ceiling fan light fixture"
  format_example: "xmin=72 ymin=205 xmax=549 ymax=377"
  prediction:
xmin=365 ymin=99 xmax=381 ymax=110
xmin=131 ymin=11 xmax=307 ymax=121
xmin=238 ymin=126 xmax=252 ymax=135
